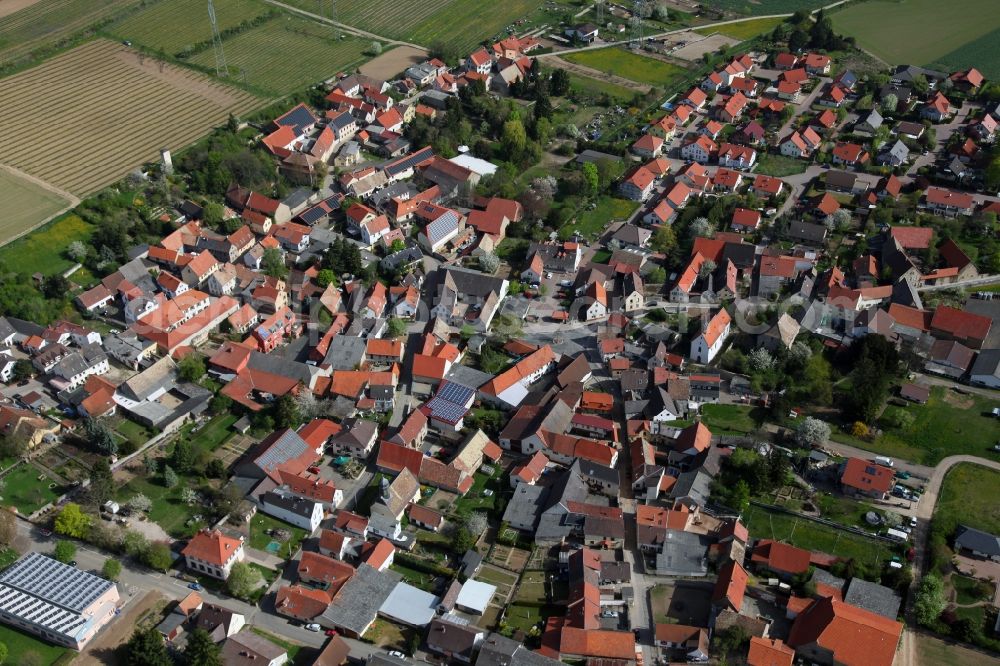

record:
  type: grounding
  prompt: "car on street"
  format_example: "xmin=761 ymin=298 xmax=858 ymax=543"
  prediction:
xmin=188 ymin=582 xmax=203 ymax=591
xmin=305 ymin=623 xmax=321 ymax=632
xmin=325 ymin=629 xmax=338 ymax=636
xmin=910 ymin=516 xmax=918 ymax=528
xmin=388 ymin=651 xmax=406 ymax=658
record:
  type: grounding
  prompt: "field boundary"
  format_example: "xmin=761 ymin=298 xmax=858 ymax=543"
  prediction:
xmin=263 ymin=0 xmax=423 ymax=48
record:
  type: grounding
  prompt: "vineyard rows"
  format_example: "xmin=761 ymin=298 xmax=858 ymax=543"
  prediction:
xmin=189 ymin=15 xmax=369 ymax=96
xmin=0 ymin=0 xmax=137 ymax=63
xmin=108 ymin=0 xmax=272 ymax=55
xmin=0 ymin=40 xmax=259 ymax=196
xmin=283 ymin=0 xmax=544 ymax=54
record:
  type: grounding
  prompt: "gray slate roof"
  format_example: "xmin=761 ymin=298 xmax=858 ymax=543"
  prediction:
xmin=320 ymin=564 xmax=401 ymax=635
xmin=955 ymin=524 xmax=1000 ymax=557
xmin=844 ymin=578 xmax=901 ymax=619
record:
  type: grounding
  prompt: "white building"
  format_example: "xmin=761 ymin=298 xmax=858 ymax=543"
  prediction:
xmin=259 ymin=491 xmax=324 ymax=533
xmin=181 ymin=529 xmax=246 ymax=580
xmin=690 ymin=309 xmax=732 ymax=364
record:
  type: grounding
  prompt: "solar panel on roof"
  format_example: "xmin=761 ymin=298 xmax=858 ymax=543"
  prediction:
xmin=437 ymin=381 xmax=474 ymax=405
xmin=425 ymin=396 xmax=468 ymax=424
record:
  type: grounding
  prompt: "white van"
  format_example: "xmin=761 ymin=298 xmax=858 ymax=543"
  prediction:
xmin=885 ymin=528 xmax=908 ymax=542
xmin=874 ymin=456 xmax=894 ymax=468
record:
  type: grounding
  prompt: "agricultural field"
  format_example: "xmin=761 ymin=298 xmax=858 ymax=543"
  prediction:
xmin=695 ymin=16 xmax=785 ymax=41
xmin=0 ymin=0 xmax=137 ymax=64
xmin=189 ymin=15 xmax=369 ymax=96
xmin=0 ymin=39 xmax=260 ymax=197
xmin=707 ymin=0 xmax=829 ymax=16
xmin=108 ymin=0 xmax=273 ymax=56
xmin=283 ymin=0 xmax=545 ymax=54
xmin=831 ymin=0 xmax=1000 ymax=69
xmin=0 ymin=169 xmax=73 ymax=245
xmin=562 ymin=48 xmax=690 ymax=89
xmin=0 ymin=213 xmax=92 ymax=278
xmin=929 ymin=27 xmax=1000 ymax=80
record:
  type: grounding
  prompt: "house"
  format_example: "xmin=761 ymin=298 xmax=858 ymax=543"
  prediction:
xmin=832 ymin=142 xmax=869 ymax=167
xmin=259 ymin=491 xmax=324 ymax=532
xmin=717 ymin=143 xmax=756 ymax=169
xmin=779 ymin=129 xmax=820 ymax=158
xmin=954 ymin=525 xmax=1000 ymax=561
xmin=220 ymin=632 xmax=288 ymax=666
xmin=752 ymin=174 xmax=784 ymax=198
xmin=930 ymin=305 xmax=991 ymax=348
xmin=655 ymin=624 xmax=709 ymax=662
xmin=182 ymin=529 xmax=246 ymax=580
xmin=970 ymin=349 xmax=1000 ymax=388
xmin=747 ymin=637 xmax=795 ymax=666
xmin=923 ymin=187 xmax=974 ymax=217
xmin=787 ymin=597 xmax=903 ymax=666
xmin=368 ymin=470 xmax=420 ymax=540
xmin=855 ymin=110 xmax=883 ymax=135
xmin=681 ymin=135 xmax=717 ymax=164
xmin=619 ymin=164 xmax=657 ymax=201
xmin=750 ymin=539 xmax=810 ymax=579
xmin=690 ymin=309 xmax=731 ymax=364
xmin=566 ymin=23 xmax=599 ymax=42
xmin=899 ymin=382 xmax=930 ymax=404
xmin=840 ymin=457 xmax=894 ymax=500
xmin=712 ymin=560 xmax=749 ymax=612
xmin=804 ymin=52 xmax=831 ymax=74
xmin=878 ymin=140 xmax=909 ymax=167
xmin=921 ymin=92 xmax=953 ymax=122
xmin=408 ymin=504 xmax=444 ymax=532
xmin=731 ymin=208 xmax=761 ymax=232
xmin=426 ymin=618 xmax=485 ymax=663
xmin=631 ymin=133 xmax=664 ymax=159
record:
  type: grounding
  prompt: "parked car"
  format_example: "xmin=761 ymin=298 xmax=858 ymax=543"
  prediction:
xmin=305 ymin=623 xmax=321 ymax=632
xmin=188 ymin=582 xmax=203 ymax=591
xmin=909 ymin=516 xmax=918 ymax=528
xmin=388 ymin=651 xmax=406 ymax=658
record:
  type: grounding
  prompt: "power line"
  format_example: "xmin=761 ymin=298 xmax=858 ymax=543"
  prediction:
xmin=207 ymin=0 xmax=228 ymax=77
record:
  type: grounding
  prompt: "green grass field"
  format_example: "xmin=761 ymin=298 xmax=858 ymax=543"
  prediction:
xmin=565 ymin=72 xmax=637 ymax=103
xmin=0 ymin=212 xmax=92 ymax=277
xmin=707 ymin=0 xmax=828 ymax=16
xmin=0 ymin=0 xmax=137 ymax=63
xmin=109 ymin=0 xmax=273 ymax=55
xmin=189 ymin=15 xmax=368 ymax=95
xmin=745 ymin=504 xmax=897 ymax=568
xmin=562 ymin=48 xmax=689 ymax=88
xmin=248 ymin=512 xmax=307 ymax=555
xmin=1 ymin=463 xmax=62 ymax=515
xmin=118 ymin=474 xmax=207 ymax=538
xmin=755 ymin=153 xmax=809 ymax=177
xmin=695 ymin=16 xmax=785 ymax=40
xmin=934 ymin=463 xmax=1000 ymax=537
xmin=559 ymin=197 xmax=639 ymax=241
xmin=0 ymin=623 xmax=69 ymax=665
xmin=282 ymin=0 xmax=545 ymax=54
xmin=700 ymin=404 xmax=769 ymax=435
xmin=0 ymin=170 xmax=72 ymax=247
xmin=874 ymin=387 xmax=1000 ymax=465
xmin=831 ymin=0 xmax=1000 ymax=67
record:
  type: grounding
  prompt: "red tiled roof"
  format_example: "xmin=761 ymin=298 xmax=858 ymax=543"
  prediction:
xmin=889 ymin=226 xmax=933 ymax=249
xmin=931 ymin=305 xmax=991 ymax=342
xmin=558 ymin=626 xmax=635 ymax=660
xmin=787 ymin=596 xmax=903 ymax=666
xmin=182 ymin=529 xmax=242 ymax=566
xmin=712 ymin=560 xmax=748 ymax=611
xmin=751 ymin=539 xmax=811 ymax=575
xmin=700 ymin=309 xmax=731 ymax=347
xmin=840 ymin=457 xmax=894 ymax=494
xmin=886 ymin=304 xmax=931 ymax=331
xmin=298 ymin=551 xmax=355 ymax=597
xmin=732 ymin=207 xmax=761 ymax=229
xmin=376 ymin=440 xmax=424 ymax=475
xmin=748 ymin=637 xmax=795 ymax=666
xmin=275 ymin=585 xmax=330 ymax=620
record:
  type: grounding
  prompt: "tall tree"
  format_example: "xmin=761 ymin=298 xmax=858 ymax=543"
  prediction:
xmin=123 ymin=627 xmax=172 ymax=666
xmin=184 ymin=629 xmax=222 ymax=666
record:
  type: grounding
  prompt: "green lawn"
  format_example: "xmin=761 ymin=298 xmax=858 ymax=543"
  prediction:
xmin=565 ymin=71 xmax=637 ymax=102
xmin=109 ymin=0 xmax=272 ymax=55
xmin=952 ymin=574 xmax=992 ymax=605
xmin=695 ymin=16 xmax=785 ymax=40
xmin=454 ymin=466 xmax=504 ymax=516
xmin=515 ymin=571 xmax=568 ymax=603
xmin=117 ymin=475 xmax=207 ymax=538
xmin=248 ymin=513 xmax=307 ymax=556
xmin=390 ymin=562 xmax=437 ymax=592
xmin=0 ymin=623 xmax=69 ymax=665
xmin=744 ymin=504 xmax=897 ymax=569
xmin=814 ymin=494 xmax=878 ymax=530
xmin=700 ymin=404 xmax=767 ymax=435
xmin=874 ymin=387 xmax=1000 ymax=465
xmin=0 ymin=213 xmax=91 ymax=278
xmin=707 ymin=0 xmax=828 ymax=16
xmin=830 ymin=0 xmax=1000 ymax=66
xmin=755 ymin=153 xmax=809 ymax=177
xmin=559 ymin=196 xmax=638 ymax=241
xmin=183 ymin=413 xmax=239 ymax=456
xmin=502 ymin=603 xmax=561 ymax=635
xmin=934 ymin=463 xmax=1000 ymax=538
xmin=562 ymin=48 xmax=689 ymax=88
xmin=477 ymin=567 xmax=517 ymax=587
xmin=0 ymin=463 xmax=62 ymax=515
xmin=114 ymin=418 xmax=155 ymax=448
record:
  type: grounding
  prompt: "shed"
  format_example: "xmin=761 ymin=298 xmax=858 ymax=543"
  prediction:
xmin=899 ymin=383 xmax=930 ymax=404
xmin=454 ymin=579 xmax=496 ymax=615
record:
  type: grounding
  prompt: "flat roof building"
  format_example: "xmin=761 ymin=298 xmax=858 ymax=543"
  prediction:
xmin=0 ymin=552 xmax=120 ymax=649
